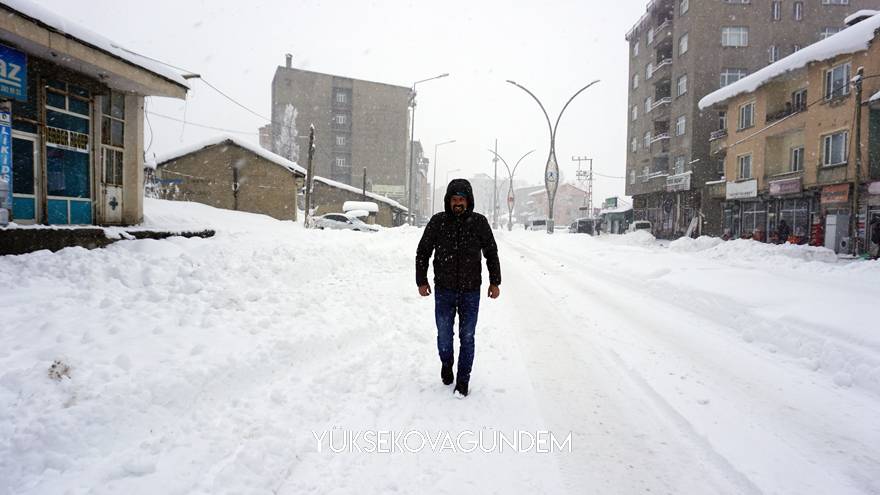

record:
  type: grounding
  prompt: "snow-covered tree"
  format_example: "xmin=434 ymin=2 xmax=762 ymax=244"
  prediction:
xmin=273 ymin=104 xmax=300 ymax=163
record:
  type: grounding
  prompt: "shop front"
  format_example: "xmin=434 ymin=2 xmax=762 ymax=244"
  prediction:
xmin=0 ymin=2 xmax=187 ymax=227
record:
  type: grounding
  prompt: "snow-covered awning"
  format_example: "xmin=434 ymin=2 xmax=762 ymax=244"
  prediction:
xmin=0 ymin=0 xmax=188 ymax=98
xmin=343 ymin=201 xmax=378 ymax=213
xmin=156 ymin=135 xmax=306 ymax=176
xmin=871 ymin=90 xmax=880 ymax=103
xmin=699 ymin=12 xmax=880 ymax=110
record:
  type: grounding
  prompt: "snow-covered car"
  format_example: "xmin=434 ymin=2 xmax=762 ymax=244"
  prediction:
xmin=527 ymin=219 xmax=547 ymax=231
xmin=626 ymin=220 xmax=652 ymax=233
xmin=313 ymin=213 xmax=379 ymax=232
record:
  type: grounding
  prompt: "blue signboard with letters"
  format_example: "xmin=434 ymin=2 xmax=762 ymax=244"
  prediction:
xmin=0 ymin=107 xmax=11 ymax=215
xmin=0 ymin=44 xmax=27 ymax=102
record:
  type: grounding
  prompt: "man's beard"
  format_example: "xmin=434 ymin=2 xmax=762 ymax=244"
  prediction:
xmin=452 ymin=205 xmax=465 ymax=215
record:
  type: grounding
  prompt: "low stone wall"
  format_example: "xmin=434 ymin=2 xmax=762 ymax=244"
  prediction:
xmin=0 ymin=228 xmax=215 ymax=256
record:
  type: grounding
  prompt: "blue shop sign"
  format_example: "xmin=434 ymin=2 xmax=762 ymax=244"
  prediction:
xmin=0 ymin=45 xmax=27 ymax=102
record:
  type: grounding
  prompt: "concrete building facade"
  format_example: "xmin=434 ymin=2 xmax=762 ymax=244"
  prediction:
xmin=701 ymin=12 xmax=880 ymax=252
xmin=624 ymin=0 xmax=880 ymax=238
xmin=155 ymin=137 xmax=305 ymax=221
xmin=269 ymin=56 xmax=410 ymax=205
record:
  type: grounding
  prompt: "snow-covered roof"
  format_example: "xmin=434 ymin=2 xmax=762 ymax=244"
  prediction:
xmin=871 ymin=90 xmax=880 ymax=102
xmin=845 ymin=10 xmax=878 ymax=26
xmin=0 ymin=0 xmax=189 ymax=96
xmin=600 ymin=205 xmax=633 ymax=215
xmin=313 ymin=176 xmax=408 ymax=212
xmin=343 ymin=201 xmax=379 ymax=213
xmin=699 ymin=12 xmax=880 ymax=109
xmin=156 ymin=135 xmax=306 ymax=176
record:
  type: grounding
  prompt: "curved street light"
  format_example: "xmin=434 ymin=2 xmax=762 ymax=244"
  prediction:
xmin=407 ymin=73 xmax=450 ymax=225
xmin=488 ymin=148 xmax=535 ymax=231
xmin=505 ymin=79 xmax=600 ymax=233
xmin=431 ymin=139 xmax=456 ymax=215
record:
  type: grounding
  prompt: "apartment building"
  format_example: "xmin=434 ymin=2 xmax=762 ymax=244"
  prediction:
xmin=624 ymin=0 xmax=880 ymax=238
xmin=269 ymin=55 xmax=410 ymax=202
xmin=699 ymin=11 xmax=880 ymax=253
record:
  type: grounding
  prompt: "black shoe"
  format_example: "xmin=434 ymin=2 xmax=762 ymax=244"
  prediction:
xmin=441 ymin=363 xmax=454 ymax=385
xmin=453 ymin=381 xmax=468 ymax=397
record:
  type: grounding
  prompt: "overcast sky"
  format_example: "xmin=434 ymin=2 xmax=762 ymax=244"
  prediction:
xmin=38 ymin=0 xmax=648 ymax=205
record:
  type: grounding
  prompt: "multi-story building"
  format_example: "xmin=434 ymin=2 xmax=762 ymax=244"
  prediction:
xmin=269 ymin=55 xmax=410 ymax=203
xmin=698 ymin=11 xmax=880 ymax=253
xmin=624 ymin=0 xmax=880 ymax=238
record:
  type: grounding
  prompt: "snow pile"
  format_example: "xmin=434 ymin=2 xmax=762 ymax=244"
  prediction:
xmin=668 ymin=235 xmax=723 ymax=253
xmin=693 ymin=238 xmax=838 ymax=266
xmin=342 ymin=201 xmax=378 ymax=213
xmin=600 ymin=229 xmax=656 ymax=247
xmin=699 ymin=12 xmax=880 ymax=108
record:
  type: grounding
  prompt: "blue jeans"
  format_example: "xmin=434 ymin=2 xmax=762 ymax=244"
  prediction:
xmin=434 ymin=288 xmax=481 ymax=384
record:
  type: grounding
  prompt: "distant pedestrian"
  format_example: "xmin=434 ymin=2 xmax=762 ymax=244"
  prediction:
xmin=777 ymin=219 xmax=791 ymax=244
xmin=870 ymin=216 xmax=880 ymax=260
xmin=416 ymin=179 xmax=501 ymax=397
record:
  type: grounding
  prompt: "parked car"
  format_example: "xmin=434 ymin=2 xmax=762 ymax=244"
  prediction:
xmin=527 ymin=219 xmax=547 ymax=231
xmin=626 ymin=220 xmax=652 ymax=233
xmin=313 ymin=213 xmax=379 ymax=232
xmin=568 ymin=217 xmax=597 ymax=234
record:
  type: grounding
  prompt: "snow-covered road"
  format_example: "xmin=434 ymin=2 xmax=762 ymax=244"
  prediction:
xmin=2 ymin=199 xmax=879 ymax=494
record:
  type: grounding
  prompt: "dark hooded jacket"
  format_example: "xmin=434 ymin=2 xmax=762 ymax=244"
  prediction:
xmin=416 ymin=179 xmax=501 ymax=292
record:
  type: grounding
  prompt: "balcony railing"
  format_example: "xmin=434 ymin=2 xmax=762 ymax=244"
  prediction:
xmin=650 ymin=133 xmax=670 ymax=143
xmin=650 ymin=19 xmax=671 ymax=44
xmin=650 ymin=97 xmax=671 ymax=111
xmin=709 ymin=129 xmax=728 ymax=141
xmin=650 ymin=59 xmax=672 ymax=78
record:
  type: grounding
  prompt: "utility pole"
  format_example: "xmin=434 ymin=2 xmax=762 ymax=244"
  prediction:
xmin=362 ymin=167 xmax=367 ymax=200
xmin=573 ymin=156 xmax=593 ymax=215
xmin=304 ymin=124 xmax=316 ymax=228
xmin=852 ymin=66 xmax=864 ymax=255
xmin=492 ymin=139 xmax=498 ymax=229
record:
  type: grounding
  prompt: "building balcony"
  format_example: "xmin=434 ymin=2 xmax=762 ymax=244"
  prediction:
xmin=650 ymin=132 xmax=670 ymax=144
xmin=709 ymin=129 xmax=728 ymax=141
xmin=652 ymin=19 xmax=672 ymax=44
xmin=650 ymin=97 xmax=671 ymax=113
xmin=650 ymin=59 xmax=672 ymax=78
xmin=709 ymin=129 xmax=728 ymax=156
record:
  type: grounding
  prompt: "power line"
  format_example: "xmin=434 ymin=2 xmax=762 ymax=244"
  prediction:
xmin=146 ymin=110 xmax=259 ymax=135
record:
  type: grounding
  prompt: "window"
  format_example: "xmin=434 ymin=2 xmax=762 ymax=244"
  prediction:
xmin=719 ymin=111 xmax=727 ymax=130
xmin=824 ymin=62 xmax=851 ymax=99
xmin=630 ymin=169 xmax=636 ymax=184
xmin=336 ymin=135 xmax=346 ymax=146
xmin=822 ymin=0 xmax=849 ymax=4
xmin=644 ymin=131 xmax=651 ymax=148
xmin=335 ymin=92 xmax=347 ymax=104
xmin=674 ymin=156 xmax=686 ymax=175
xmin=769 ymin=45 xmax=780 ymax=63
xmin=738 ymin=102 xmax=755 ymax=130
xmin=771 ymin=1 xmax=782 ymax=20
xmin=632 ymin=105 xmax=638 ymax=121
xmin=790 ymin=146 xmax=804 ymax=172
xmin=679 ymin=33 xmax=689 ymax=55
xmin=720 ymin=68 xmax=748 ymax=87
xmin=633 ymin=73 xmax=639 ymax=89
xmin=633 ymin=42 xmax=639 ymax=57
xmin=724 ymin=0 xmax=751 ymax=3
xmin=646 ymin=62 xmax=653 ymax=79
xmin=675 ymin=115 xmax=686 ymax=136
xmin=738 ymin=154 xmax=752 ymax=179
xmin=335 ymin=114 xmax=346 ymax=125
xmin=631 ymin=137 xmax=638 ymax=152
xmin=101 ymin=91 xmax=125 ymax=148
xmin=676 ymin=74 xmax=688 ymax=96
xmin=793 ymin=1 xmax=804 ymax=20
xmin=645 ymin=96 xmax=653 ymax=113
xmin=792 ymin=89 xmax=807 ymax=112
xmin=648 ymin=28 xmax=654 ymax=44
xmin=792 ymin=44 xmax=802 ymax=53
xmin=680 ymin=0 xmax=689 ymax=15
xmin=722 ymin=27 xmax=749 ymax=47
xmin=820 ymin=27 xmax=842 ymax=39
xmin=335 ymin=156 xmax=347 ymax=167
xmin=822 ymin=131 xmax=848 ymax=166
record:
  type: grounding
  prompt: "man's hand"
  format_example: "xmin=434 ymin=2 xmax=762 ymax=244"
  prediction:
xmin=418 ymin=284 xmax=432 ymax=297
xmin=487 ymin=285 xmax=500 ymax=299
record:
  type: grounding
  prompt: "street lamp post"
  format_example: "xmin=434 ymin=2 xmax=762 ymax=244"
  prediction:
xmin=506 ymin=79 xmax=599 ymax=233
xmin=488 ymin=149 xmax=535 ymax=231
xmin=432 ymin=139 xmax=456 ymax=216
xmin=407 ymin=73 xmax=449 ymax=225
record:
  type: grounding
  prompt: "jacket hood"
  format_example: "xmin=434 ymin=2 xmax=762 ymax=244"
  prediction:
xmin=444 ymin=178 xmax=475 ymax=215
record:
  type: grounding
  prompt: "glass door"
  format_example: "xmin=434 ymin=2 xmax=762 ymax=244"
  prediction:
xmin=11 ymin=133 xmax=38 ymax=224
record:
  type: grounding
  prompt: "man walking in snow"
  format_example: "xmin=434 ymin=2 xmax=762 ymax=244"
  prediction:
xmin=416 ymin=178 xmax=501 ymax=397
